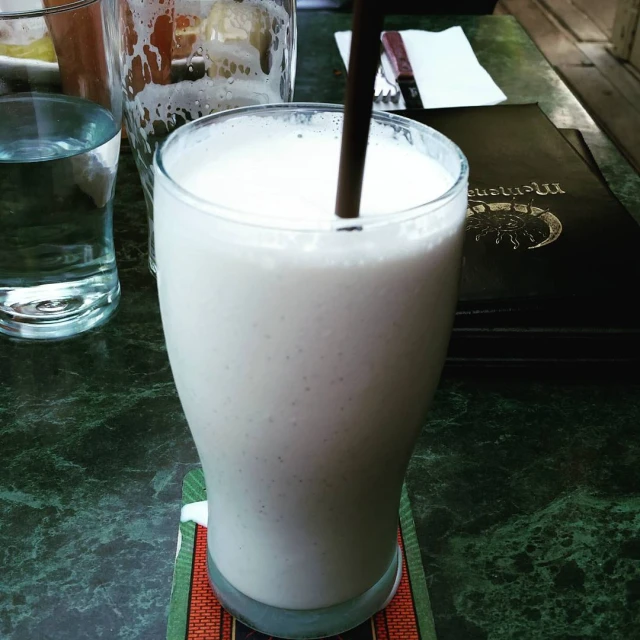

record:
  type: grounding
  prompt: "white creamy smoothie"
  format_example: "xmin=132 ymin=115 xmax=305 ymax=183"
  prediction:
xmin=155 ymin=106 xmax=468 ymax=612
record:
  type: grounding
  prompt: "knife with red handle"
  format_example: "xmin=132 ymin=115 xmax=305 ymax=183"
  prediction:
xmin=381 ymin=31 xmax=423 ymax=109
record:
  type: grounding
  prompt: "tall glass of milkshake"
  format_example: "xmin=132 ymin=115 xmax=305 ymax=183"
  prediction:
xmin=155 ymin=104 xmax=468 ymax=638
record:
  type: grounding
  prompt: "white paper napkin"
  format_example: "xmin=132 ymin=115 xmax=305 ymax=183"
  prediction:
xmin=334 ymin=27 xmax=507 ymax=111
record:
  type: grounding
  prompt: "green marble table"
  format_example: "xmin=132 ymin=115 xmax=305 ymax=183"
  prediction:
xmin=1 ymin=13 xmax=639 ymax=640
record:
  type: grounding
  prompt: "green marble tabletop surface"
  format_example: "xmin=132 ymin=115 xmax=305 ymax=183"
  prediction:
xmin=1 ymin=13 xmax=639 ymax=640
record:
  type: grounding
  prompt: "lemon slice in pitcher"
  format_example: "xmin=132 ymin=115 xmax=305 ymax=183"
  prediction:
xmin=0 ymin=34 xmax=57 ymax=63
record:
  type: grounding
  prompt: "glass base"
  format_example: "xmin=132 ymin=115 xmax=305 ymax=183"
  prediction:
xmin=207 ymin=545 xmax=403 ymax=639
xmin=0 ymin=280 xmax=120 ymax=340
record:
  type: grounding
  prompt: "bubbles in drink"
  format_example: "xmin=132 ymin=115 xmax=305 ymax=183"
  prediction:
xmin=168 ymin=111 xmax=455 ymax=228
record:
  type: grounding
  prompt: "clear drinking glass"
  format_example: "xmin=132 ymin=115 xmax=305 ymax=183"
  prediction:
xmin=0 ymin=0 xmax=122 ymax=340
xmin=154 ymin=104 xmax=468 ymax=638
xmin=120 ymin=0 xmax=297 ymax=275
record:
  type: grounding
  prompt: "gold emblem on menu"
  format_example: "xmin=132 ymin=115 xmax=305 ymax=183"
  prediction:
xmin=466 ymin=182 xmax=565 ymax=250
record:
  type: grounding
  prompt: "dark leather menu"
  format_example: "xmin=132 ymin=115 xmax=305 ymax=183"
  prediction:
xmin=402 ymin=105 xmax=640 ymax=365
xmin=404 ymin=104 xmax=640 ymax=311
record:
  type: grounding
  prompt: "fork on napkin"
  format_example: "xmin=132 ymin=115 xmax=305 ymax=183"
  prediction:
xmin=335 ymin=27 xmax=507 ymax=111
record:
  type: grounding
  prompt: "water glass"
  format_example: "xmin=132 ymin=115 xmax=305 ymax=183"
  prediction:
xmin=120 ymin=0 xmax=297 ymax=274
xmin=0 ymin=0 xmax=122 ymax=340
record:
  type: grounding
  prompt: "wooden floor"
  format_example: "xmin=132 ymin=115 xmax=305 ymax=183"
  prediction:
xmin=496 ymin=0 xmax=640 ymax=173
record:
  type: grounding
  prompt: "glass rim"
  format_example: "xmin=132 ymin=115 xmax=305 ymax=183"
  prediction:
xmin=155 ymin=102 xmax=470 ymax=233
xmin=0 ymin=0 xmax=99 ymax=19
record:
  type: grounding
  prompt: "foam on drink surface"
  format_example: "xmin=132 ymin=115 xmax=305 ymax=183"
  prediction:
xmin=168 ymin=112 xmax=455 ymax=225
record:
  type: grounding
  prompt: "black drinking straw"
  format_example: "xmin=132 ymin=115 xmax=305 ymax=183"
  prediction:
xmin=335 ymin=0 xmax=385 ymax=220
